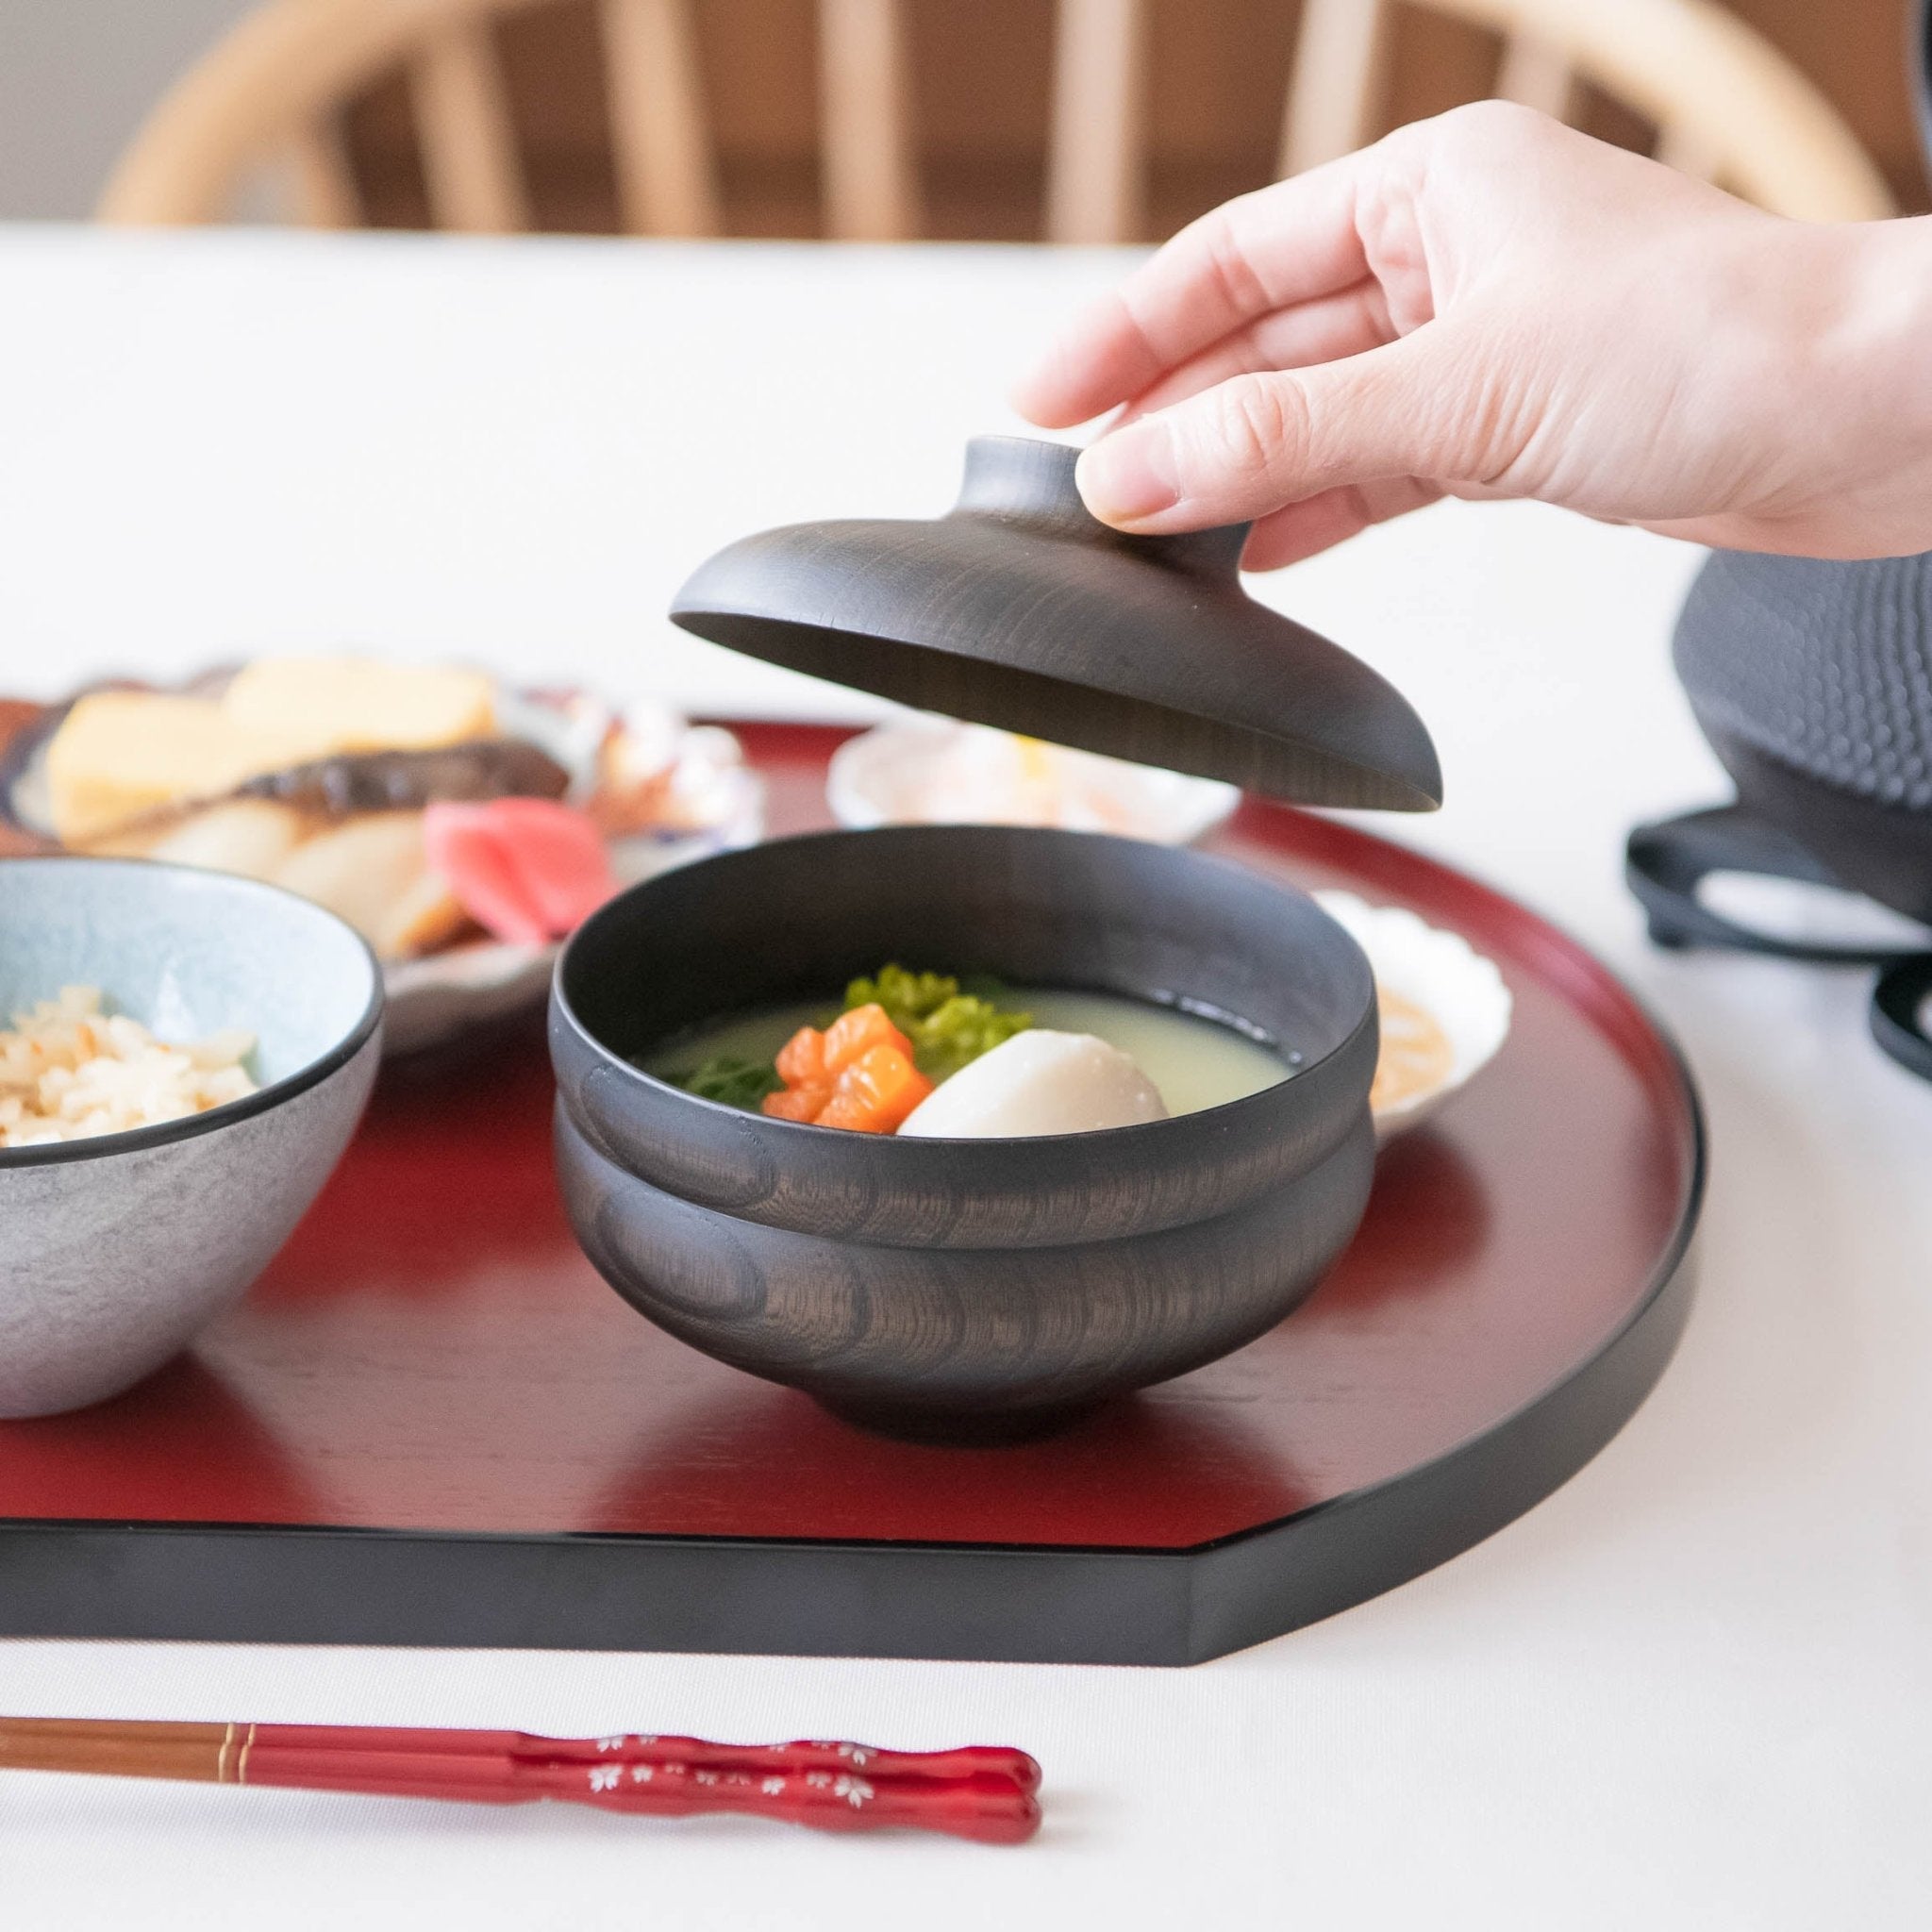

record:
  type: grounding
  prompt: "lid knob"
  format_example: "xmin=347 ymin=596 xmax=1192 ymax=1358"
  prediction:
xmin=951 ymin=436 xmax=1251 ymax=580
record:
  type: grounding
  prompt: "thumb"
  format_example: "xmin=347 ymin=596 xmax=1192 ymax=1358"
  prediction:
xmin=1074 ymin=327 xmax=1475 ymax=532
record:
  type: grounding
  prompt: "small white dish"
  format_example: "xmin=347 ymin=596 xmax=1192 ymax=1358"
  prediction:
xmin=1313 ymin=890 xmax=1513 ymax=1140
xmin=827 ymin=713 xmax=1239 ymax=845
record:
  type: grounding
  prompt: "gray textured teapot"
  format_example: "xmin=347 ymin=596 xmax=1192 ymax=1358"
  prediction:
xmin=1629 ymin=543 xmax=1932 ymax=1078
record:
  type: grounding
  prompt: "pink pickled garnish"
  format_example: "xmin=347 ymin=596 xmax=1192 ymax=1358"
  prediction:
xmin=475 ymin=796 xmax=619 ymax=933
xmin=423 ymin=798 xmax=617 ymax=945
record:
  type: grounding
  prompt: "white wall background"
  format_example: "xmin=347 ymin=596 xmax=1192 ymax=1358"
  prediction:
xmin=0 ymin=2 xmax=255 ymax=219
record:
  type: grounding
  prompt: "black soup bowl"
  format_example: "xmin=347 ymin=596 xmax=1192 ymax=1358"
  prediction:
xmin=549 ymin=824 xmax=1378 ymax=1441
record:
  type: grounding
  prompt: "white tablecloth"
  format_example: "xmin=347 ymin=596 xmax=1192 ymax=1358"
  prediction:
xmin=1 ymin=228 xmax=1928 ymax=1931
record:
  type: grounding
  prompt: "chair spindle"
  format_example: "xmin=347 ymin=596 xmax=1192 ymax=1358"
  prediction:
xmin=411 ymin=19 xmax=531 ymax=232
xmin=1046 ymin=0 xmax=1146 ymax=244
xmin=286 ymin=121 xmax=361 ymax=227
xmin=1282 ymin=0 xmax=1389 ymax=176
xmin=1495 ymin=30 xmax=1574 ymax=122
xmin=819 ymin=0 xmax=922 ymax=241
xmin=601 ymin=0 xmax=720 ymax=237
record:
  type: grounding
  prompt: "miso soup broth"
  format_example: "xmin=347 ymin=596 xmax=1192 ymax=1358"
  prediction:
xmin=645 ymin=988 xmax=1290 ymax=1121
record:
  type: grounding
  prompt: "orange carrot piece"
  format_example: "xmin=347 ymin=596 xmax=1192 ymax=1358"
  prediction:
xmin=822 ymin=1004 xmax=914 ymax=1076
xmin=812 ymin=1091 xmax=878 ymax=1131
xmin=775 ymin=1025 xmax=827 ymax=1088
xmin=761 ymin=1083 xmax=828 ymax=1123
xmin=766 ymin=1012 xmax=932 ymax=1132
xmin=815 ymin=1043 xmax=934 ymax=1134
xmin=863 ymin=1045 xmax=936 ymax=1128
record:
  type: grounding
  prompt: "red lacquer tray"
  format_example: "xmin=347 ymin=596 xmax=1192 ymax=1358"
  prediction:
xmin=0 ymin=724 xmax=1702 ymax=1665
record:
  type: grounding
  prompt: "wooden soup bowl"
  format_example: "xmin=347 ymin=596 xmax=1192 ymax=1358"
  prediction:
xmin=549 ymin=825 xmax=1377 ymax=1441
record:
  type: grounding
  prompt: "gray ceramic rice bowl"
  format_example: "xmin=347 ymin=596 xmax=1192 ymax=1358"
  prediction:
xmin=0 ymin=858 xmax=383 ymax=1417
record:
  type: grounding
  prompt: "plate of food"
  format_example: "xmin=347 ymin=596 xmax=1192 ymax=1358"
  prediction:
xmin=0 ymin=658 xmax=762 ymax=1056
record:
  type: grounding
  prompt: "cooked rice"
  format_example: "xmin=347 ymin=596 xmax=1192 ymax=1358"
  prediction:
xmin=0 ymin=986 xmax=258 ymax=1148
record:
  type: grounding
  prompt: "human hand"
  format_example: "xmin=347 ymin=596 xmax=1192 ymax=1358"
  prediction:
xmin=1014 ymin=103 xmax=1932 ymax=566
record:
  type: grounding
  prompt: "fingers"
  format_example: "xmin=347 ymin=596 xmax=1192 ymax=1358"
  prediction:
xmin=1011 ymin=153 xmax=1379 ymax=427
xmin=1074 ymin=328 xmax=1466 ymax=532
xmin=1240 ymin=477 xmax=1442 ymax=571
xmin=1119 ymin=280 xmax=1395 ymax=423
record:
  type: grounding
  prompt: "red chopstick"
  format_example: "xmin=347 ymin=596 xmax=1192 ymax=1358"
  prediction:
xmin=0 ymin=1719 xmax=1041 ymax=1844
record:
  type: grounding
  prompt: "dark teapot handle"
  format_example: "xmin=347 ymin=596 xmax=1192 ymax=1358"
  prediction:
xmin=1872 ymin=955 xmax=1932 ymax=1081
xmin=1625 ymin=803 xmax=1926 ymax=967
xmin=1629 ymin=803 xmax=1932 ymax=1083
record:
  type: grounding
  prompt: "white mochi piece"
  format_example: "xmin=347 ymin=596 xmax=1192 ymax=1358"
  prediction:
xmin=896 ymin=1030 xmax=1169 ymax=1139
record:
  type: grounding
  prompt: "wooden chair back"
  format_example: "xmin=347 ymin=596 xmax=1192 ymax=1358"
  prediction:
xmin=99 ymin=0 xmax=1892 ymax=238
xmin=1284 ymin=0 xmax=1891 ymax=222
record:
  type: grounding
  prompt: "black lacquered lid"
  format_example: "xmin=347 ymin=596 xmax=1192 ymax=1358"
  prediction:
xmin=670 ymin=436 xmax=1441 ymax=810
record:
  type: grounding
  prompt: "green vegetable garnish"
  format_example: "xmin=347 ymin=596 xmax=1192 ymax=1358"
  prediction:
xmin=843 ymin=963 xmax=1031 ymax=1082
xmin=675 ymin=1055 xmax=783 ymax=1109
xmin=844 ymin=964 xmax=958 ymax=1027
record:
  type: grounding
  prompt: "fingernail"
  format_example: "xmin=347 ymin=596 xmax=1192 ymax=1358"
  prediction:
xmin=1076 ymin=422 xmax=1178 ymax=525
